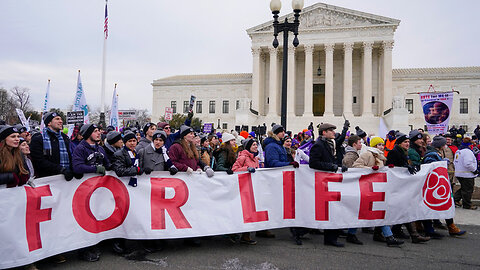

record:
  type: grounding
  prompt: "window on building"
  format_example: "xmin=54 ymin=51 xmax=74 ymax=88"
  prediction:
xmin=236 ymin=100 xmax=240 ymax=110
xmin=460 ymin=125 xmax=468 ymax=133
xmin=222 ymin=123 xmax=228 ymax=130
xmin=209 ymin=101 xmax=215 ymax=114
xmin=372 ymin=96 xmax=375 ymax=103
xmin=171 ymin=101 xmax=177 ymax=113
xmin=353 ymin=96 xmax=357 ymax=103
xmin=223 ymin=100 xmax=229 ymax=114
xmin=460 ymin=98 xmax=468 ymax=114
xmin=196 ymin=101 xmax=202 ymax=114
xmin=183 ymin=101 xmax=189 ymax=113
xmin=405 ymin=99 xmax=413 ymax=114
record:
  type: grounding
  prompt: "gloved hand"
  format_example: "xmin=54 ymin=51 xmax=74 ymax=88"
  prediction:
xmin=226 ymin=168 xmax=234 ymax=175
xmin=388 ymin=164 xmax=394 ymax=168
xmin=186 ymin=167 xmax=194 ymax=175
xmin=96 ymin=165 xmax=106 ymax=176
xmin=341 ymin=165 xmax=348 ymax=172
xmin=136 ymin=167 xmax=144 ymax=175
xmin=144 ymin=167 xmax=153 ymax=175
xmin=204 ymin=166 xmax=214 ymax=177
xmin=247 ymin=167 xmax=256 ymax=173
xmin=128 ymin=177 xmax=137 ymax=187
xmin=343 ymin=120 xmax=350 ymax=129
xmin=169 ymin=166 xmax=179 ymax=175
xmin=406 ymin=165 xmax=417 ymax=175
xmin=372 ymin=165 xmax=379 ymax=171
xmin=61 ymin=168 xmax=74 ymax=181
xmin=73 ymin=172 xmax=83 ymax=179
xmin=188 ymin=111 xmax=194 ymax=120
xmin=290 ymin=161 xmax=300 ymax=168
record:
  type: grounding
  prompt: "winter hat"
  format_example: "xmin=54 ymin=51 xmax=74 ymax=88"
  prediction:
xmin=432 ymin=136 xmax=447 ymax=149
xmin=272 ymin=124 xmax=284 ymax=135
xmin=216 ymin=132 xmax=222 ymax=138
xmin=157 ymin=122 xmax=169 ymax=130
xmin=409 ymin=130 xmax=423 ymax=141
xmin=143 ymin=123 xmax=156 ymax=134
xmin=122 ymin=131 xmax=137 ymax=143
xmin=106 ymin=131 xmax=122 ymax=145
xmin=370 ymin=136 xmax=385 ymax=147
xmin=292 ymin=138 xmax=300 ymax=147
xmin=179 ymin=125 xmax=194 ymax=138
xmin=239 ymin=130 xmax=249 ymax=139
xmin=304 ymin=130 xmax=312 ymax=137
xmin=200 ymin=135 xmax=208 ymax=145
xmin=43 ymin=112 xmax=58 ymax=126
xmin=152 ymin=130 xmax=167 ymax=141
xmin=80 ymin=124 xmax=98 ymax=140
xmin=249 ymin=131 xmax=256 ymax=138
xmin=14 ymin=124 xmax=27 ymax=134
xmin=242 ymin=138 xmax=255 ymax=151
xmin=222 ymin=133 xmax=235 ymax=144
xmin=106 ymin=125 xmax=115 ymax=133
xmin=355 ymin=126 xmax=367 ymax=138
xmin=395 ymin=132 xmax=408 ymax=144
xmin=19 ymin=136 xmax=26 ymax=144
xmin=318 ymin=123 xmax=336 ymax=133
xmin=0 ymin=125 xmax=19 ymax=141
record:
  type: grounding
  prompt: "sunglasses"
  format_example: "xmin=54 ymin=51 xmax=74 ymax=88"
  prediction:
xmin=164 ymin=127 xmax=171 ymax=130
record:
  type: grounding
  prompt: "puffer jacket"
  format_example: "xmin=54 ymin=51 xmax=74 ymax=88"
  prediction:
xmin=232 ymin=150 xmax=259 ymax=172
xmin=113 ymin=148 xmax=140 ymax=177
xmin=263 ymin=132 xmax=290 ymax=168
xmin=72 ymin=140 xmax=110 ymax=174
xmin=353 ymin=147 xmax=386 ymax=168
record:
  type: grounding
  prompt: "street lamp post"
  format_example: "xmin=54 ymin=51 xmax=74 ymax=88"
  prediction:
xmin=270 ymin=0 xmax=303 ymax=130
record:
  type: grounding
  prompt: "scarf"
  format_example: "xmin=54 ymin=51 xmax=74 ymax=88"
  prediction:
xmin=125 ymin=146 xmax=139 ymax=167
xmin=151 ymin=143 xmax=170 ymax=163
xmin=324 ymin=137 xmax=336 ymax=156
xmin=43 ymin=128 xmax=70 ymax=169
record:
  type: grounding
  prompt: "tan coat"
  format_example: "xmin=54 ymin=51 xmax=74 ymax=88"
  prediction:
xmin=353 ymin=147 xmax=386 ymax=168
xmin=440 ymin=146 xmax=455 ymax=183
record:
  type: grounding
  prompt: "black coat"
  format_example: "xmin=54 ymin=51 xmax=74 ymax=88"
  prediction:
xmin=113 ymin=148 xmax=139 ymax=177
xmin=386 ymin=145 xmax=409 ymax=167
xmin=30 ymin=130 xmax=73 ymax=178
xmin=309 ymin=137 xmax=338 ymax=172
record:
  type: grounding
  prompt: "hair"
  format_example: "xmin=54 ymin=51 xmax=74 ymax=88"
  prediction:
xmin=180 ymin=137 xmax=199 ymax=160
xmin=0 ymin=141 xmax=28 ymax=175
xmin=422 ymin=133 xmax=430 ymax=145
xmin=348 ymin=135 xmax=361 ymax=147
xmin=219 ymin=141 xmax=237 ymax=165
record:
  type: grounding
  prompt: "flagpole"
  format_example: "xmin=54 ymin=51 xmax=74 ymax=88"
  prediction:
xmin=99 ymin=0 xmax=108 ymax=127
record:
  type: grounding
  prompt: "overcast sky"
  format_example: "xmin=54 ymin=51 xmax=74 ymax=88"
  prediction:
xmin=0 ymin=0 xmax=479 ymax=113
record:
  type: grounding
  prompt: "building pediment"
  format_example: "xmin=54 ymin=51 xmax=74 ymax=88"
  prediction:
xmin=247 ymin=2 xmax=400 ymax=34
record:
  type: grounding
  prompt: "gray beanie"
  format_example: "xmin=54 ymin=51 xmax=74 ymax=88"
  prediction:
xmin=80 ymin=124 xmax=97 ymax=139
xmin=432 ymin=136 xmax=447 ymax=149
xmin=152 ymin=130 xmax=167 ymax=141
xmin=272 ymin=124 xmax=284 ymax=135
xmin=179 ymin=125 xmax=194 ymax=138
xmin=409 ymin=130 xmax=423 ymax=141
xmin=106 ymin=131 xmax=122 ymax=145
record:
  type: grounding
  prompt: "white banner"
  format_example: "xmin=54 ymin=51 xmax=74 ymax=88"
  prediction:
xmin=0 ymin=162 xmax=454 ymax=268
xmin=420 ymin=92 xmax=454 ymax=135
xmin=109 ymin=86 xmax=119 ymax=130
xmin=73 ymin=71 xmax=89 ymax=124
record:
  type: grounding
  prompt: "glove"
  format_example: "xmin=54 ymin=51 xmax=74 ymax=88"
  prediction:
xmin=169 ymin=166 xmax=178 ymax=175
xmin=144 ymin=167 xmax=153 ymax=175
xmin=341 ymin=165 xmax=348 ymax=173
xmin=96 ymin=165 xmax=106 ymax=176
xmin=136 ymin=167 xmax=144 ymax=175
xmin=343 ymin=120 xmax=350 ymax=129
xmin=62 ymin=168 xmax=74 ymax=181
xmin=372 ymin=165 xmax=379 ymax=171
xmin=187 ymin=111 xmax=194 ymax=120
xmin=226 ymin=168 xmax=234 ymax=175
xmin=204 ymin=166 xmax=214 ymax=177
xmin=128 ymin=177 xmax=137 ymax=187
xmin=186 ymin=167 xmax=194 ymax=175
xmin=247 ymin=167 xmax=256 ymax=173
xmin=406 ymin=165 xmax=417 ymax=175
xmin=290 ymin=161 xmax=300 ymax=168
xmin=388 ymin=164 xmax=394 ymax=168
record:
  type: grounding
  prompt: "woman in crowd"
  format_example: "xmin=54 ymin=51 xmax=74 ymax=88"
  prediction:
xmin=283 ymin=136 xmax=295 ymax=163
xmin=19 ymin=137 xmax=35 ymax=184
xmin=0 ymin=125 xmax=30 ymax=187
xmin=408 ymin=130 xmax=425 ymax=168
xmin=213 ymin=133 xmax=237 ymax=175
xmin=200 ymin=135 xmax=212 ymax=167
xmin=138 ymin=130 xmax=178 ymax=174
xmin=292 ymin=138 xmax=309 ymax=164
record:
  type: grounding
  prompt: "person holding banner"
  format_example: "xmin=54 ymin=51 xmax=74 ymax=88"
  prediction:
xmin=158 ymin=111 xmax=193 ymax=150
xmin=138 ymin=130 xmax=178 ymax=175
xmin=136 ymin=122 xmax=157 ymax=151
xmin=213 ymin=133 xmax=237 ymax=175
xmin=113 ymin=131 xmax=145 ymax=184
xmin=0 ymin=125 xmax=30 ymax=187
xmin=104 ymin=131 xmax=124 ymax=162
xmin=72 ymin=124 xmax=110 ymax=177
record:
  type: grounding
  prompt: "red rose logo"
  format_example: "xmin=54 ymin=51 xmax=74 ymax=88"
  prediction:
xmin=422 ymin=167 xmax=453 ymax=211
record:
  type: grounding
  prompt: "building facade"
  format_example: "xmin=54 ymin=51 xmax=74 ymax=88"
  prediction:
xmin=152 ymin=3 xmax=480 ymax=135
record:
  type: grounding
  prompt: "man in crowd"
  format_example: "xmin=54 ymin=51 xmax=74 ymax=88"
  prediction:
xmin=157 ymin=111 xmax=193 ymax=149
xmin=136 ymin=122 xmax=157 ymax=151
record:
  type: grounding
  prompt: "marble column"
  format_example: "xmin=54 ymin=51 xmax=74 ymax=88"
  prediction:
xmin=303 ymin=44 xmax=314 ymax=117
xmin=343 ymin=42 xmax=354 ymax=117
xmin=251 ymin=47 xmax=261 ymax=113
xmin=382 ymin=41 xmax=394 ymax=113
xmin=324 ymin=43 xmax=335 ymax=117
xmin=287 ymin=46 xmax=296 ymax=115
xmin=362 ymin=41 xmax=373 ymax=117
xmin=268 ymin=47 xmax=279 ymax=117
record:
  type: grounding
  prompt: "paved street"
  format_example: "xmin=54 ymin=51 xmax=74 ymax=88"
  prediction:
xmin=28 ymin=208 xmax=480 ymax=270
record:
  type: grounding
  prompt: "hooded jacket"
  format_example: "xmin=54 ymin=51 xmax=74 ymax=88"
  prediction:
xmin=232 ymin=150 xmax=259 ymax=172
xmin=263 ymin=131 xmax=290 ymax=168
xmin=342 ymin=146 xmax=359 ymax=168
xmin=353 ymin=147 xmax=386 ymax=168
xmin=454 ymin=147 xmax=478 ymax=178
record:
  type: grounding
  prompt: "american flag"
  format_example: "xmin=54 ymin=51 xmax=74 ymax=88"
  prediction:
xmin=104 ymin=1 xmax=108 ymax=39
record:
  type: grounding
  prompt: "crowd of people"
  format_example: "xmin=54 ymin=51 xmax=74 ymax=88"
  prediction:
xmin=0 ymin=112 xmax=478 ymax=270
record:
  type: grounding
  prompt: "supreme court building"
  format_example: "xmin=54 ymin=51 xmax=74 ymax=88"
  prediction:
xmin=152 ymin=3 xmax=480 ymax=135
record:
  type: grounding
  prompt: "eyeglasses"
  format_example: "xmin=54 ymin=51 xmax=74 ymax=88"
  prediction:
xmin=164 ymin=127 xmax=171 ymax=130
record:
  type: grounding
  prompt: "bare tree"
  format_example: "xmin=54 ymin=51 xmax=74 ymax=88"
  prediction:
xmin=10 ymin=86 xmax=32 ymax=112
xmin=0 ymin=88 xmax=17 ymax=124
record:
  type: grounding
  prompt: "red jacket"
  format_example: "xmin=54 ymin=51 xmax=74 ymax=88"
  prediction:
xmin=232 ymin=150 xmax=259 ymax=172
xmin=168 ymin=143 xmax=202 ymax=171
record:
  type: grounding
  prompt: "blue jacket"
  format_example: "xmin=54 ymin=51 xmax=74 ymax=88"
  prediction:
xmin=264 ymin=136 xmax=290 ymax=168
xmin=72 ymin=140 xmax=111 ymax=174
xmin=422 ymin=149 xmax=442 ymax=164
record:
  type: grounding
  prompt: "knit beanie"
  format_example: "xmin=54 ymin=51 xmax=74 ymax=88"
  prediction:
xmin=242 ymin=138 xmax=255 ymax=152
xmin=222 ymin=133 xmax=235 ymax=144
xmin=0 ymin=125 xmax=19 ymax=142
xmin=106 ymin=131 xmax=122 ymax=145
xmin=239 ymin=130 xmax=249 ymax=139
xmin=395 ymin=132 xmax=408 ymax=144
xmin=80 ymin=124 xmax=97 ymax=140
xmin=152 ymin=130 xmax=167 ymax=141
xmin=272 ymin=124 xmax=284 ymax=135
xmin=179 ymin=125 xmax=194 ymax=138
xmin=409 ymin=130 xmax=423 ymax=141
xmin=43 ymin=112 xmax=58 ymax=126
xmin=157 ymin=122 xmax=169 ymax=130
xmin=355 ymin=126 xmax=367 ymax=138
xmin=432 ymin=136 xmax=447 ymax=149
xmin=14 ymin=124 xmax=27 ymax=134
xmin=122 ymin=131 xmax=137 ymax=143
xmin=143 ymin=123 xmax=156 ymax=134
xmin=369 ymin=136 xmax=385 ymax=147
xmin=249 ymin=131 xmax=256 ymax=138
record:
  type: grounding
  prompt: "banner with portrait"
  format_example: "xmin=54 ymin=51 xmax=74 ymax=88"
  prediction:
xmin=420 ymin=92 xmax=454 ymax=135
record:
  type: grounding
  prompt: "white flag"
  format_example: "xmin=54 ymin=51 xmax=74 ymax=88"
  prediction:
xmin=15 ymin=109 xmax=30 ymax=131
xmin=73 ymin=71 xmax=89 ymax=124
xmin=109 ymin=85 xmax=119 ymax=131
xmin=40 ymin=80 xmax=51 ymax=129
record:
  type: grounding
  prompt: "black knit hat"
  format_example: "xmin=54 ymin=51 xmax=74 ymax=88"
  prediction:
xmin=106 ymin=131 xmax=122 ymax=145
xmin=43 ymin=112 xmax=58 ymax=126
xmin=179 ymin=125 xmax=194 ymax=138
xmin=242 ymin=138 xmax=256 ymax=152
xmin=143 ymin=122 xmax=156 ymax=134
xmin=355 ymin=126 xmax=367 ymax=138
xmin=152 ymin=130 xmax=167 ymax=141
xmin=395 ymin=132 xmax=408 ymax=144
xmin=272 ymin=124 xmax=284 ymax=135
xmin=122 ymin=131 xmax=137 ymax=143
xmin=0 ymin=125 xmax=19 ymax=142
xmin=14 ymin=124 xmax=27 ymax=134
xmin=80 ymin=124 xmax=98 ymax=139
